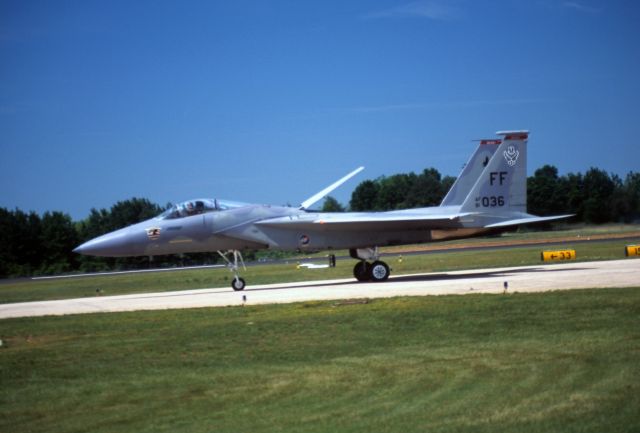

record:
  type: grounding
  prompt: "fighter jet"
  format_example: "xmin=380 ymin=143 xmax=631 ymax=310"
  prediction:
xmin=74 ymin=131 xmax=572 ymax=290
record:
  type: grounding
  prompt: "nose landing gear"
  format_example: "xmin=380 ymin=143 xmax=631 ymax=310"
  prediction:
xmin=217 ymin=250 xmax=246 ymax=291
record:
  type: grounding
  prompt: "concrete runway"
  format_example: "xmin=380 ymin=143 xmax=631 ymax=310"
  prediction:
xmin=1 ymin=259 xmax=638 ymax=319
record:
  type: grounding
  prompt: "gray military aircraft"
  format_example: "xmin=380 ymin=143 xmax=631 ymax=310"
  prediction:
xmin=74 ymin=131 xmax=572 ymax=290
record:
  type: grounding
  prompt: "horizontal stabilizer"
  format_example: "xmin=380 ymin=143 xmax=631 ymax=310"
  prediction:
xmin=485 ymin=214 xmax=574 ymax=228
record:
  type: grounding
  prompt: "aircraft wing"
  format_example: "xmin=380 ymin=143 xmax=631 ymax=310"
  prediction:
xmin=257 ymin=211 xmax=574 ymax=233
xmin=256 ymin=212 xmax=472 ymax=232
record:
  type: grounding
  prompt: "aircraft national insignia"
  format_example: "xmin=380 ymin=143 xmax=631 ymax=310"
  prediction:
xmin=146 ymin=227 xmax=161 ymax=240
xmin=503 ymin=145 xmax=519 ymax=167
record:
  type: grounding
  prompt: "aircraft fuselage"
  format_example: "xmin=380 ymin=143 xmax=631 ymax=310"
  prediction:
xmin=74 ymin=204 xmax=495 ymax=257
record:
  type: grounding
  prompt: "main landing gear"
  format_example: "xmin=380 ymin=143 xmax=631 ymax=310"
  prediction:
xmin=350 ymin=248 xmax=391 ymax=282
xmin=217 ymin=250 xmax=246 ymax=291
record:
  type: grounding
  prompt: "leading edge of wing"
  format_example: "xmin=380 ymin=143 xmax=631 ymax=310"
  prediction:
xmin=256 ymin=212 xmax=472 ymax=231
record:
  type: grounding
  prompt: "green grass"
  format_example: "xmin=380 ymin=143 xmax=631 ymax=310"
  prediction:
xmin=1 ymin=237 xmax=638 ymax=304
xmin=1 ymin=288 xmax=639 ymax=432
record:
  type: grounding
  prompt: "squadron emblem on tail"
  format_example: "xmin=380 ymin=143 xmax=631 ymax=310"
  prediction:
xmin=503 ymin=145 xmax=520 ymax=166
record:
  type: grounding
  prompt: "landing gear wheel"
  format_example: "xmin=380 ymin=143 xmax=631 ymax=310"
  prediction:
xmin=369 ymin=261 xmax=390 ymax=282
xmin=231 ymin=277 xmax=246 ymax=291
xmin=353 ymin=261 xmax=371 ymax=282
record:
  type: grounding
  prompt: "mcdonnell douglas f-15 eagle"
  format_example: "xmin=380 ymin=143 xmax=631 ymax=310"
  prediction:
xmin=74 ymin=131 xmax=572 ymax=290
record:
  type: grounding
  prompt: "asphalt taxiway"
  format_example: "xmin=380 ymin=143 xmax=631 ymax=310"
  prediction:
xmin=1 ymin=259 xmax=638 ymax=319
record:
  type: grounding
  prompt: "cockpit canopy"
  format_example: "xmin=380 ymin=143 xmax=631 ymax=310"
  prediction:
xmin=158 ymin=199 xmax=249 ymax=220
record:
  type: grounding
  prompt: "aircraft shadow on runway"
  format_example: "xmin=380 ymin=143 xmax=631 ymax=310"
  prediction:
xmin=384 ymin=266 xmax=591 ymax=283
xmin=245 ymin=266 xmax=592 ymax=292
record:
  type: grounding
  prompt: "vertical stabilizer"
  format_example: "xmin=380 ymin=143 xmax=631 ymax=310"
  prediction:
xmin=460 ymin=131 xmax=529 ymax=214
xmin=440 ymin=139 xmax=501 ymax=206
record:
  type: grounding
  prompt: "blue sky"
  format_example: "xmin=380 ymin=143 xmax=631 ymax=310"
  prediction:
xmin=1 ymin=0 xmax=639 ymax=220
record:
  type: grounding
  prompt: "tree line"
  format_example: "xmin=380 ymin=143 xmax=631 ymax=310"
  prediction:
xmin=1 ymin=166 xmax=639 ymax=278
xmin=0 ymin=198 xmax=220 ymax=278
xmin=346 ymin=166 xmax=640 ymax=225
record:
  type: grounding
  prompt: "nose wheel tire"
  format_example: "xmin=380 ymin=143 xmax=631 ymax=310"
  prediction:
xmin=369 ymin=261 xmax=390 ymax=282
xmin=231 ymin=277 xmax=246 ymax=291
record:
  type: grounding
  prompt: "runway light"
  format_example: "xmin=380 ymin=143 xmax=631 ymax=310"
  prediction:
xmin=541 ymin=249 xmax=576 ymax=262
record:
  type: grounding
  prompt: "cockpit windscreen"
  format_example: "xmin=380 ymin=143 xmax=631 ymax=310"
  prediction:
xmin=158 ymin=199 xmax=248 ymax=220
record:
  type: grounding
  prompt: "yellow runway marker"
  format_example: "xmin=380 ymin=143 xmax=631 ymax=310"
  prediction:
xmin=541 ymin=250 xmax=576 ymax=261
xmin=625 ymin=245 xmax=640 ymax=257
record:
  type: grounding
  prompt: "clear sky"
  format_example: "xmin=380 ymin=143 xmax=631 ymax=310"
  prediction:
xmin=2 ymin=0 xmax=639 ymax=220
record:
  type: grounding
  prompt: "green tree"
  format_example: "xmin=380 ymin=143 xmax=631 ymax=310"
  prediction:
xmin=609 ymin=174 xmax=629 ymax=222
xmin=582 ymin=168 xmax=615 ymax=223
xmin=440 ymin=175 xmax=456 ymax=201
xmin=108 ymin=197 xmax=163 ymax=231
xmin=527 ymin=165 xmax=567 ymax=216
xmin=0 ymin=208 xmax=43 ymax=277
xmin=351 ymin=169 xmax=453 ymax=211
xmin=321 ymin=196 xmax=345 ymax=212
xmin=403 ymin=168 xmax=444 ymax=208
xmin=623 ymin=172 xmax=640 ymax=221
xmin=375 ymin=173 xmax=417 ymax=210
xmin=39 ymin=211 xmax=79 ymax=274
xmin=557 ymin=172 xmax=585 ymax=220
xmin=0 ymin=208 xmax=18 ymax=277
xmin=78 ymin=208 xmax=110 ymax=240
xmin=350 ymin=180 xmax=380 ymax=211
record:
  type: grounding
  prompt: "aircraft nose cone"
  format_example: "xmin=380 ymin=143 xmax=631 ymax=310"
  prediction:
xmin=73 ymin=228 xmax=134 ymax=257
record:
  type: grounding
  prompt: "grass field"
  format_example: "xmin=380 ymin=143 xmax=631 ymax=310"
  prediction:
xmin=1 ymin=234 xmax=638 ymax=304
xmin=1 ymin=288 xmax=639 ymax=432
